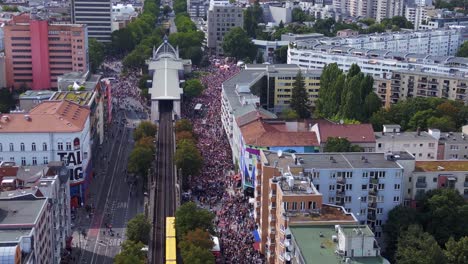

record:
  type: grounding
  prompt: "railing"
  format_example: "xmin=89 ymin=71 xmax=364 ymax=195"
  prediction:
xmin=416 ymin=181 xmax=427 ymax=188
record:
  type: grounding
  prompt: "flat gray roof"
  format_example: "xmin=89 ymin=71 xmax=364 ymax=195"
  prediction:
xmin=263 ymin=151 xmax=402 ymax=170
xmin=0 ymin=199 xmax=47 ymax=227
xmin=0 ymin=229 xmax=33 ymax=243
xmin=375 ymin=131 xmax=438 ymax=142
xmin=439 ymin=132 xmax=468 ymax=144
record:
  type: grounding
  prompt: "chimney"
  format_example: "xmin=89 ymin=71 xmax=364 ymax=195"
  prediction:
xmin=417 ymin=127 xmax=421 ymax=136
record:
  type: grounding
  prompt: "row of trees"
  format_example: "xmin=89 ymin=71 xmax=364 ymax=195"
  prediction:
xmin=222 ymin=27 xmax=258 ymax=62
xmin=383 ymin=189 xmax=468 ymax=264
xmin=173 ymin=0 xmax=187 ymax=14
xmin=0 ymin=88 xmax=15 ymax=113
xmin=169 ymin=14 xmax=205 ymax=65
xmin=457 ymin=41 xmax=468 ymax=57
xmin=369 ymin=97 xmax=468 ymax=132
xmin=316 ymin=63 xmax=382 ymax=122
xmin=175 ymin=202 xmax=216 ymax=263
xmin=174 ymin=119 xmax=203 ymax=190
xmin=127 ymin=121 xmax=158 ymax=178
xmin=183 ymin=78 xmax=205 ymax=99
xmin=114 ymin=214 xmax=152 ymax=263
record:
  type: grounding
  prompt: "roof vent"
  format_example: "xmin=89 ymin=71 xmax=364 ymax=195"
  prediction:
xmin=437 ymin=166 xmax=445 ymax=171
xmin=2 ymin=115 xmax=9 ymax=121
xmin=24 ymin=115 xmax=31 ymax=121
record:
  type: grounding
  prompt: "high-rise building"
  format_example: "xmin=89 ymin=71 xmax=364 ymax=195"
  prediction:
xmin=3 ymin=14 xmax=88 ymax=90
xmin=375 ymin=0 xmax=404 ymax=22
xmin=207 ymin=0 xmax=243 ymax=55
xmin=72 ymin=0 xmax=112 ymax=42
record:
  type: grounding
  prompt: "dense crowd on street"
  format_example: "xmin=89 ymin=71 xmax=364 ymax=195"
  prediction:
xmin=182 ymin=57 xmax=264 ymax=264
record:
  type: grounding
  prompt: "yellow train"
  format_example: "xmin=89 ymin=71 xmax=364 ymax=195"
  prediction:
xmin=165 ymin=217 xmax=176 ymax=263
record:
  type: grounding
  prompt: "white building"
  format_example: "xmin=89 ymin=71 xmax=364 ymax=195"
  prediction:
xmin=288 ymin=43 xmax=468 ymax=79
xmin=252 ymin=39 xmax=289 ymax=63
xmin=207 ymin=0 xmax=243 ymax=55
xmin=0 ymin=100 xmax=92 ymax=206
xmin=375 ymin=0 xmax=404 ymax=22
xmin=188 ymin=0 xmax=209 ymax=17
xmin=111 ymin=4 xmax=138 ymax=31
xmin=375 ymin=125 xmax=439 ymax=161
xmin=404 ymin=5 xmax=433 ymax=30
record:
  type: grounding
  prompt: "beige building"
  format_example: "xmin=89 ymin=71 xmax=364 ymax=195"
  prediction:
xmin=410 ymin=161 xmax=468 ymax=202
xmin=207 ymin=0 xmax=243 ymax=55
xmin=375 ymin=0 xmax=404 ymax=22
xmin=374 ymin=70 xmax=468 ymax=107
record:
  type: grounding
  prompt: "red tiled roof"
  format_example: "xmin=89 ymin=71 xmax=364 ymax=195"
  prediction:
xmin=240 ymin=119 xmax=319 ymax=147
xmin=317 ymin=123 xmax=376 ymax=143
xmin=0 ymin=100 xmax=90 ymax=133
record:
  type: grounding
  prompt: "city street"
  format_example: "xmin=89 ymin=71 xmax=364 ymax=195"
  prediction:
xmin=70 ymin=106 xmax=146 ymax=264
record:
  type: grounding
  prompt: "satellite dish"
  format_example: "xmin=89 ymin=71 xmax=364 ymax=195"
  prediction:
xmin=278 ymin=150 xmax=283 ymax=158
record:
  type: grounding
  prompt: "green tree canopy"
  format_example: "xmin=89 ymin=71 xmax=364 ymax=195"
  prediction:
xmin=175 ymin=202 xmax=215 ymax=238
xmin=175 ymin=139 xmax=203 ymax=181
xmin=457 ymin=41 xmax=468 ymax=57
xmin=128 ymin=146 xmax=153 ymax=177
xmin=134 ymin=121 xmax=158 ymax=141
xmin=89 ymin=38 xmax=105 ymax=73
xmin=289 ymin=71 xmax=311 ymax=118
xmin=0 ymin=88 xmax=15 ymax=113
xmin=395 ymin=225 xmax=446 ymax=264
xmin=274 ymin=45 xmax=288 ymax=63
xmin=222 ymin=27 xmax=257 ymax=61
xmin=183 ymin=79 xmax=205 ymax=98
xmin=125 ymin=214 xmax=152 ymax=244
xmin=114 ymin=240 xmax=146 ymax=264
xmin=445 ymin=237 xmax=468 ymax=264
xmin=243 ymin=0 xmax=264 ymax=38
xmin=179 ymin=228 xmax=214 ymax=251
xmin=173 ymin=0 xmax=187 ymax=13
xmin=324 ymin=137 xmax=363 ymax=152
xmin=175 ymin=119 xmax=193 ymax=133
xmin=280 ymin=108 xmax=299 ymax=120
xmin=163 ymin=5 xmax=172 ymax=15
xmin=180 ymin=244 xmax=215 ymax=264
xmin=292 ymin=8 xmax=313 ymax=23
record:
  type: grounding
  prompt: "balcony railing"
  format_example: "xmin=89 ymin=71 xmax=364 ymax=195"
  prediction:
xmin=368 ymin=202 xmax=377 ymax=208
xmin=367 ymin=214 xmax=376 ymax=221
xmin=369 ymin=188 xmax=378 ymax=196
xmin=416 ymin=181 xmax=427 ymax=188
xmin=336 ymin=177 xmax=346 ymax=184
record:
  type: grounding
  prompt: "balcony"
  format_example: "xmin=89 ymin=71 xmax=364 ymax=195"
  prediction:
xmin=416 ymin=181 xmax=427 ymax=188
xmin=368 ymin=202 xmax=377 ymax=208
xmin=336 ymin=198 xmax=345 ymax=206
xmin=336 ymin=190 xmax=345 ymax=197
xmin=418 ymin=78 xmax=428 ymax=83
xmin=369 ymin=188 xmax=378 ymax=196
xmin=367 ymin=214 xmax=376 ymax=221
xmin=370 ymin=178 xmax=379 ymax=184
xmin=336 ymin=177 xmax=346 ymax=185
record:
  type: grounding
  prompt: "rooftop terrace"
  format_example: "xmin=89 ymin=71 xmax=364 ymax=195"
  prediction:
xmin=286 ymin=204 xmax=357 ymax=224
xmin=415 ymin=161 xmax=468 ymax=172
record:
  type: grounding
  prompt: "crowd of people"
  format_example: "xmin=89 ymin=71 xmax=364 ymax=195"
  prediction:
xmin=182 ymin=57 xmax=264 ymax=264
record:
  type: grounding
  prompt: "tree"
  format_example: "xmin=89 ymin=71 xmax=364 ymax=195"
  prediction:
xmin=324 ymin=137 xmax=363 ymax=152
xmin=163 ymin=5 xmax=172 ymax=15
xmin=135 ymin=136 xmax=156 ymax=152
xmin=256 ymin=51 xmax=264 ymax=64
xmin=316 ymin=63 xmax=345 ymax=118
xmin=280 ymin=108 xmax=299 ymax=120
xmin=126 ymin=214 xmax=151 ymax=244
xmin=427 ymin=116 xmax=456 ymax=132
xmin=173 ymin=0 xmax=187 ymax=13
xmin=180 ymin=244 xmax=215 ymax=264
xmin=134 ymin=121 xmax=158 ymax=141
xmin=457 ymin=41 xmax=468 ymax=57
xmin=408 ymin=109 xmax=436 ymax=130
xmin=175 ymin=119 xmax=193 ymax=133
xmin=274 ymin=45 xmax=288 ymax=63
xmin=128 ymin=146 xmax=153 ymax=177
xmin=176 ymin=131 xmax=196 ymax=143
xmin=222 ymin=27 xmax=257 ymax=61
xmin=0 ymin=88 xmax=15 ymax=113
xmin=292 ymin=8 xmax=307 ymax=23
xmin=340 ymin=74 xmax=363 ymax=120
xmin=114 ymin=240 xmax=146 ymax=264
xmin=175 ymin=139 xmax=203 ymax=181
xmin=184 ymin=79 xmax=205 ymax=98
xmin=175 ymin=202 xmax=215 ymax=238
xmin=395 ymin=225 xmax=446 ymax=264
xmin=179 ymin=228 xmax=214 ymax=251
xmin=363 ymin=92 xmax=382 ymax=121
xmin=243 ymin=0 xmax=263 ymax=38
xmin=290 ymin=71 xmax=310 ymax=118
xmin=445 ymin=237 xmax=468 ymax=264
xmin=89 ymin=38 xmax=105 ymax=73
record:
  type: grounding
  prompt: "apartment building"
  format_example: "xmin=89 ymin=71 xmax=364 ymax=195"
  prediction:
xmin=288 ymin=43 xmax=468 ymax=80
xmin=289 ymin=225 xmax=388 ymax=264
xmin=256 ymin=150 xmax=410 ymax=251
xmin=188 ymin=0 xmax=209 ymax=17
xmin=374 ymin=70 xmax=468 ymax=106
xmin=72 ymin=0 xmax=112 ymax=42
xmin=111 ymin=4 xmax=139 ymax=31
xmin=3 ymin=14 xmax=88 ymax=90
xmin=252 ymin=39 xmax=289 ymax=64
xmin=436 ymin=127 xmax=468 ymax=160
xmin=311 ymin=121 xmax=376 ymax=152
xmin=0 ymin=199 xmax=53 ymax=264
xmin=0 ymin=100 xmax=92 ymax=206
xmin=0 ymin=162 xmax=72 ymax=264
xmin=409 ymin=161 xmax=468 ymax=202
xmin=375 ymin=125 xmax=439 ymax=161
xmin=375 ymin=0 xmax=404 ymax=22
xmin=404 ymin=4 xmax=433 ymax=30
xmin=0 ymin=52 xmax=6 ymax=88
xmin=332 ymin=0 xmax=372 ymax=18
xmin=207 ymin=0 xmax=243 ymax=55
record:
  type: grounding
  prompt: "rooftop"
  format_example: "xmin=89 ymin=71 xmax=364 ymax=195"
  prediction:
xmin=0 ymin=199 xmax=47 ymax=227
xmin=0 ymin=100 xmax=90 ymax=133
xmin=240 ymin=119 xmax=319 ymax=147
xmin=50 ymin=91 xmax=95 ymax=106
xmin=262 ymin=151 xmax=403 ymax=170
xmin=415 ymin=161 xmax=468 ymax=172
xmin=287 ymin=204 xmax=357 ymax=223
xmin=290 ymin=225 xmax=387 ymax=264
xmin=0 ymin=229 xmax=33 ymax=243
xmin=375 ymin=131 xmax=438 ymax=142
xmin=19 ymin=90 xmax=54 ymax=100
xmin=315 ymin=122 xmax=376 ymax=143
xmin=340 ymin=225 xmax=374 ymax=237
xmin=438 ymin=132 xmax=468 ymax=144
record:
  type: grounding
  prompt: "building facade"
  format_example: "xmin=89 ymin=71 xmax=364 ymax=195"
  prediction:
xmin=375 ymin=0 xmax=404 ymax=22
xmin=207 ymin=0 xmax=243 ymax=55
xmin=72 ymin=0 xmax=112 ymax=42
xmin=4 ymin=14 xmax=88 ymax=90
xmin=252 ymin=39 xmax=289 ymax=64
xmin=436 ymin=127 xmax=468 ymax=160
xmin=188 ymin=0 xmax=209 ymax=17
xmin=0 ymin=101 xmax=92 ymax=207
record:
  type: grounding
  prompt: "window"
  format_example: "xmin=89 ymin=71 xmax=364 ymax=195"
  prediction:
xmin=43 ymin=143 xmax=47 ymax=151
xmin=360 ymin=196 xmax=367 ymax=202
xmin=20 ymin=143 xmax=25 ymax=151
xmin=433 ymin=177 xmax=437 ymax=182
xmin=362 ymin=172 xmax=368 ymax=178
xmin=43 ymin=156 xmax=48 ymax=164
xmin=0 ymin=143 xmax=2 ymax=152
xmin=450 ymin=145 xmax=459 ymax=150
xmin=376 ymin=220 xmax=382 ymax=226
xmin=10 ymin=157 xmax=15 ymax=162
xmin=66 ymin=142 xmax=72 ymax=151
xmin=329 ymin=185 xmax=335 ymax=191
xmin=315 ymin=184 xmax=319 ymax=191
xmin=248 ymin=164 xmax=252 ymax=171
xmin=362 ymin=184 xmax=368 ymax=190
xmin=292 ymin=202 xmax=297 ymax=210
xmin=9 ymin=143 xmax=14 ymax=152
xmin=429 ymin=143 xmax=435 ymax=148
xmin=300 ymin=201 xmax=305 ymax=210
xmin=31 ymin=143 xmax=36 ymax=151
xmin=283 ymin=202 xmax=289 ymax=210
xmin=393 ymin=196 xmax=400 ymax=202
xmin=58 ymin=142 xmax=63 ymax=151
xmin=328 ymin=197 xmax=335 ymax=203
xmin=345 ymin=184 xmax=353 ymax=190
xmin=394 ymin=184 xmax=400 ymax=190
xmin=360 ymin=208 xmax=366 ymax=215
xmin=345 ymin=208 xmax=352 ymax=213
xmin=345 ymin=196 xmax=352 ymax=203
xmin=32 ymin=157 xmax=37 ymax=165
xmin=21 ymin=157 xmax=26 ymax=166
xmin=377 ymin=196 xmax=384 ymax=203
xmin=378 ymin=143 xmax=382 ymax=148
xmin=377 ymin=208 xmax=383 ymax=214
xmin=395 ymin=171 xmax=401 ymax=178
xmin=378 ymin=183 xmax=385 ymax=190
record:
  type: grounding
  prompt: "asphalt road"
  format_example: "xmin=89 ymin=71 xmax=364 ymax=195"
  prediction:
xmin=75 ymin=108 xmax=145 ymax=264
